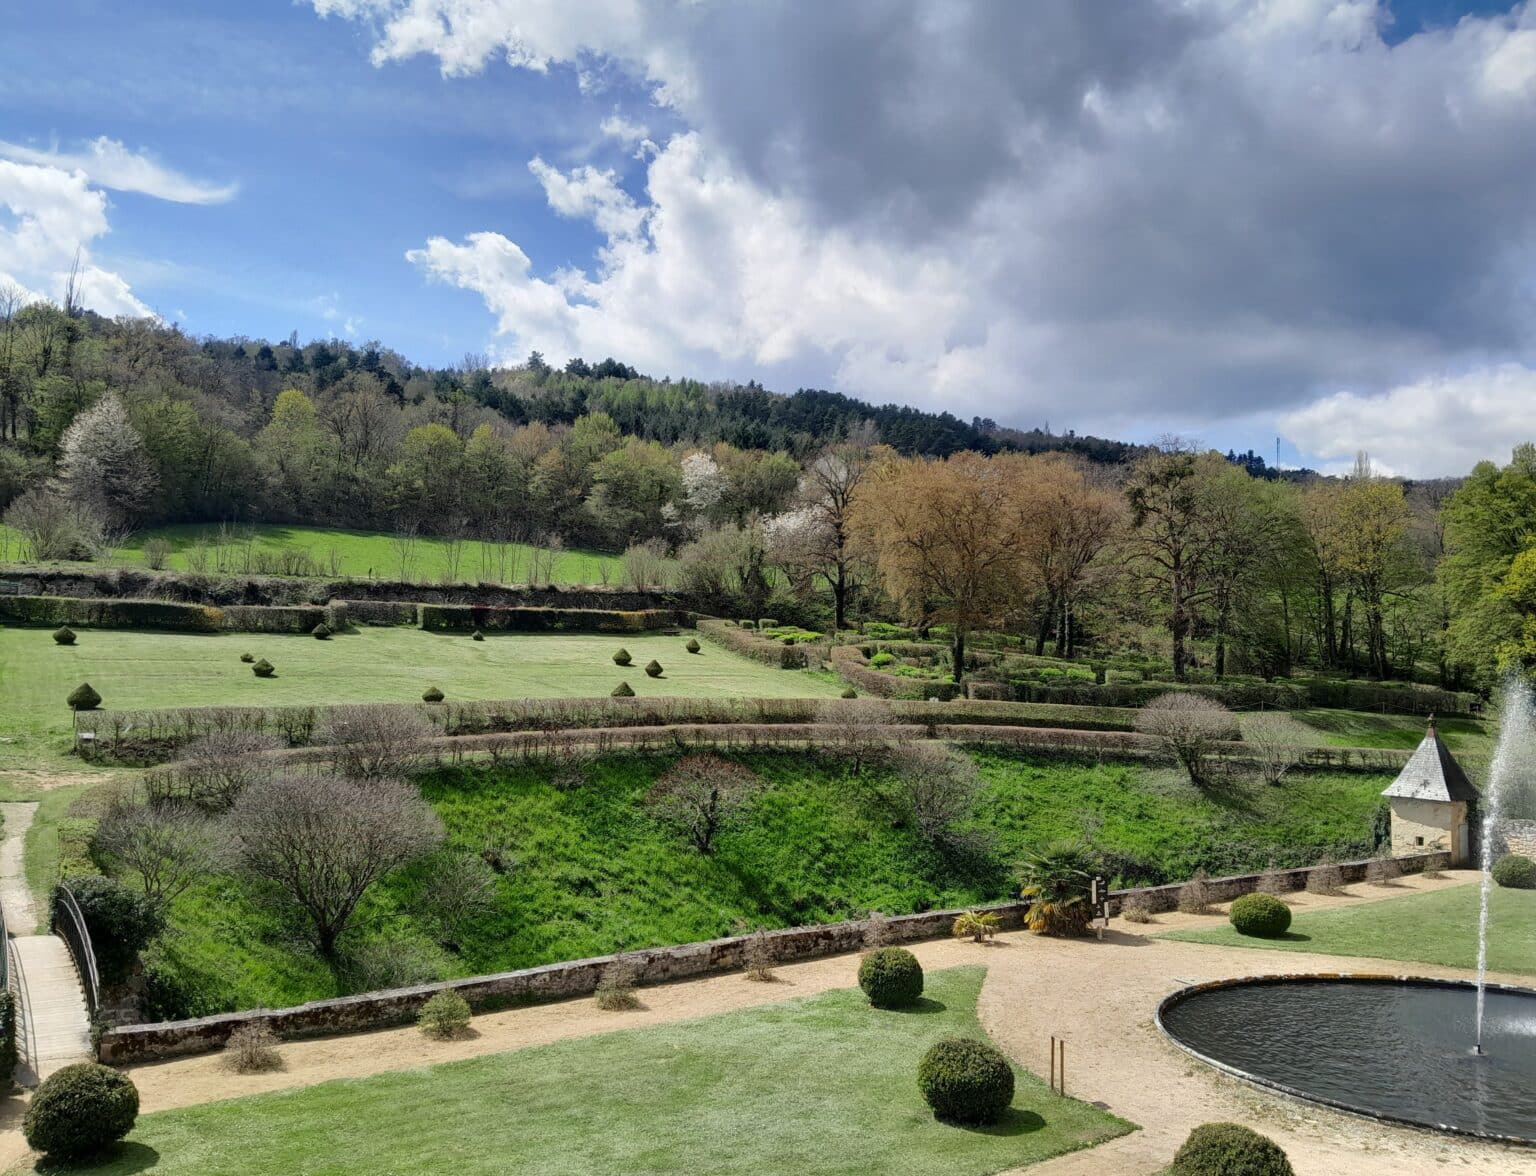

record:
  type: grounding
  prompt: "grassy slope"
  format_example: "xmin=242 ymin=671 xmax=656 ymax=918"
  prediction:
xmin=1159 ymin=884 xmax=1536 ymax=975
xmin=0 ymin=625 xmax=841 ymax=767
xmin=153 ymin=750 xmax=1394 ymax=1014
xmin=1289 ymin=708 xmax=1491 ymax=756
xmin=0 ymin=522 xmax=626 ymax=586
xmin=41 ymin=968 xmax=1132 ymax=1176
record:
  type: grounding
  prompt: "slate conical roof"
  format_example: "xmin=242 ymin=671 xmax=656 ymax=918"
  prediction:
xmin=1381 ymin=718 xmax=1478 ymax=804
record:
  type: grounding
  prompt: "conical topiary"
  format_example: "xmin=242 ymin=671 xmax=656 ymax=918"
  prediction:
xmin=66 ymin=682 xmax=101 ymax=711
xmin=422 ymin=686 xmax=445 ymax=703
xmin=471 ymin=629 xmax=485 ymax=641
xmin=685 ymin=638 xmax=701 ymax=654
xmin=841 ymin=688 xmax=858 ymax=699
xmin=644 ymin=659 xmax=663 ymax=678
xmin=252 ymin=658 xmax=276 ymax=678
xmin=612 ymin=681 xmax=635 ymax=697
xmin=311 ymin=622 xmax=332 ymax=640
xmin=240 ymin=652 xmax=255 ymax=663
xmin=52 ymin=627 xmax=76 ymax=646
xmin=613 ymin=648 xmax=632 ymax=666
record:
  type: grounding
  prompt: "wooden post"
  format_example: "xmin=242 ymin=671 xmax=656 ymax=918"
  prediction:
xmin=1050 ymin=1035 xmax=1056 ymax=1092
xmin=1059 ymin=1039 xmax=1065 ymax=1096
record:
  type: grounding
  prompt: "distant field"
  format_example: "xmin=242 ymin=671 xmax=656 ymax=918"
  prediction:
xmin=0 ymin=626 xmax=841 ymax=770
xmin=1160 ymin=883 xmax=1535 ymax=975
xmin=0 ymin=522 xmax=630 ymax=586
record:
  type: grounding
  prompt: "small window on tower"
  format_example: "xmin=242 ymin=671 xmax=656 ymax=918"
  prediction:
xmin=1415 ymin=836 xmax=1424 ymax=846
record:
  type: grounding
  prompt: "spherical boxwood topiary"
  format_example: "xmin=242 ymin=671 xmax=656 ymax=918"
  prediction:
xmin=23 ymin=1062 xmax=139 ymax=1160
xmin=252 ymin=658 xmax=276 ymax=678
xmin=1228 ymin=892 xmax=1291 ymax=938
xmin=917 ymin=1037 xmax=1015 ymax=1125
xmin=1493 ymin=853 xmax=1536 ymax=890
xmin=422 ymin=686 xmax=445 ymax=703
xmin=239 ymin=651 xmax=255 ymax=663
xmin=858 ymin=946 xmax=924 ymax=1008
xmin=645 ymin=659 xmax=664 ymax=678
xmin=612 ymin=681 xmax=635 ymax=697
xmin=311 ymin=622 xmax=332 ymax=640
xmin=613 ymin=648 xmax=632 ymax=666
xmin=67 ymin=682 xmax=102 ymax=711
xmin=52 ymin=626 xmax=77 ymax=645
xmin=1171 ymin=1122 xmax=1294 ymax=1176
xmin=686 ymin=638 xmax=702 ymax=654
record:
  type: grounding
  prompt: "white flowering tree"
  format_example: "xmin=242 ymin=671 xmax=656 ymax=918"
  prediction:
xmin=56 ymin=393 xmax=158 ymax=526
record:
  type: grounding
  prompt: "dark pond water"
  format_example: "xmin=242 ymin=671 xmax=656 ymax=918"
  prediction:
xmin=1159 ymin=979 xmax=1536 ymax=1141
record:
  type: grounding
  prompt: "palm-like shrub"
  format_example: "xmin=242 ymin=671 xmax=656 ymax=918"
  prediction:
xmin=1171 ymin=1122 xmax=1294 ymax=1175
xmin=52 ymin=626 xmax=77 ymax=645
xmin=1228 ymin=893 xmax=1291 ymax=937
xmin=23 ymin=1063 xmax=139 ymax=1159
xmin=858 ymin=946 xmax=923 ymax=1008
xmin=917 ymin=1038 xmax=1015 ymax=1125
xmin=67 ymin=682 xmax=102 ymax=711
xmin=418 ymin=990 xmax=473 ymax=1038
xmin=1493 ymin=853 xmax=1536 ymax=889
xmin=1018 ymin=841 xmax=1098 ymax=936
xmin=952 ymin=910 xmax=1001 ymax=942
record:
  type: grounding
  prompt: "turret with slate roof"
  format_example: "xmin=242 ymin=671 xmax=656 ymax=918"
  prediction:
xmin=1381 ymin=716 xmax=1476 ymax=865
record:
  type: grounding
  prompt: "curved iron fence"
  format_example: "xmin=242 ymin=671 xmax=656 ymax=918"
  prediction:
xmin=52 ymin=885 xmax=100 ymax=1021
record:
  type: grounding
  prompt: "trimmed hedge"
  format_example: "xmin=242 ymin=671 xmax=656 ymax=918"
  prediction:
xmin=1171 ymin=1123 xmax=1294 ymax=1176
xmin=418 ymin=603 xmax=681 ymax=633
xmin=341 ymin=599 xmax=418 ymax=627
xmin=1228 ymin=892 xmax=1292 ymax=937
xmin=0 ymin=594 xmax=328 ymax=634
xmin=832 ymin=646 xmax=962 ymax=700
xmin=917 ymin=1038 xmax=1015 ymax=1125
xmin=696 ymin=618 xmax=812 ymax=669
xmin=23 ymin=1063 xmax=139 ymax=1159
xmin=858 ymin=947 xmax=924 ymax=1008
xmin=1492 ymin=854 xmax=1536 ymax=890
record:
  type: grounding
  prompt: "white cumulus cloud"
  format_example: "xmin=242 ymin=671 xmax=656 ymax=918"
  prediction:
xmin=0 ymin=137 xmax=237 ymax=205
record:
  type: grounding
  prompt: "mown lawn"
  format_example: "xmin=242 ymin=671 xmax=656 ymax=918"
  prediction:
xmin=1159 ymin=883 xmax=1536 ymax=975
xmin=0 ymin=522 xmax=628 ymax=586
xmin=0 ymin=624 xmax=841 ymax=767
xmin=33 ymin=968 xmax=1132 ymax=1176
xmin=148 ymin=749 xmax=1395 ymax=1016
xmin=1288 ymin=708 xmax=1491 ymax=756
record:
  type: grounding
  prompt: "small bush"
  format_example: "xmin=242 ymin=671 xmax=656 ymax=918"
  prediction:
xmin=759 ymin=618 xmax=780 ymax=630
xmin=1493 ymin=853 xmax=1536 ymax=889
xmin=858 ymin=947 xmax=923 ymax=1008
xmin=239 ymin=651 xmax=255 ymax=663
xmin=61 ymin=874 xmax=166 ymax=984
xmin=23 ymin=1062 xmax=139 ymax=1159
xmin=917 ymin=1038 xmax=1015 ymax=1125
xmin=252 ymin=657 xmax=275 ymax=678
xmin=739 ymin=619 xmax=757 ymax=630
xmin=1177 ymin=869 xmax=1212 ymax=915
xmin=52 ymin=626 xmax=77 ymax=645
xmin=645 ymin=659 xmax=664 ymax=678
xmin=1229 ymin=892 xmax=1292 ymax=938
xmin=422 ymin=686 xmax=445 ymax=703
xmin=686 ymin=637 xmax=701 ymax=654
xmin=613 ymin=648 xmax=632 ymax=666
xmin=742 ymin=930 xmax=776 ymax=981
xmin=952 ymin=910 xmax=1001 ymax=942
xmin=1120 ymin=893 xmax=1154 ymax=924
xmin=67 ymin=681 xmax=102 ymax=711
xmin=595 ymin=955 xmax=642 ymax=1010
xmin=612 ymin=681 xmax=635 ymax=697
xmin=1365 ymin=856 xmax=1401 ymax=886
xmin=869 ymin=651 xmax=897 ymax=668
xmin=471 ymin=629 xmax=485 ymax=641
xmin=222 ymin=1022 xmax=282 ymax=1073
xmin=1306 ymin=857 xmax=1345 ymax=896
xmin=418 ymin=990 xmax=473 ymax=1039
xmin=840 ymin=688 xmax=858 ymax=699
xmin=311 ymin=622 xmax=332 ymax=640
xmin=1255 ymin=863 xmax=1292 ymax=901
xmin=862 ymin=910 xmax=892 ymax=949
xmin=1171 ymin=1122 xmax=1294 ymax=1176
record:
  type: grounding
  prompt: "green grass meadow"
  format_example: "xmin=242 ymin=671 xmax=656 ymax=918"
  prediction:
xmin=35 ymin=968 xmax=1132 ymax=1176
xmin=0 ymin=522 xmax=628 ymax=586
xmin=0 ymin=624 xmax=841 ymax=769
xmin=1160 ymin=883 xmax=1536 ymax=975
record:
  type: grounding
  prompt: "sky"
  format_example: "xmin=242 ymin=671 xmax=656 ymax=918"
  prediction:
xmin=3 ymin=0 xmax=1536 ymax=477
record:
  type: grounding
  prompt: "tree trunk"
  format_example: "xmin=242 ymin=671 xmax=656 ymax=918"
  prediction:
xmin=1170 ymin=562 xmax=1189 ymax=682
xmin=832 ymin=563 xmax=848 ymax=633
xmin=952 ymin=627 xmax=967 ymax=686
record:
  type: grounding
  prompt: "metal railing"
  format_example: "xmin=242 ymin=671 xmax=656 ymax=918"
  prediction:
xmin=51 ymin=885 xmax=100 ymax=1021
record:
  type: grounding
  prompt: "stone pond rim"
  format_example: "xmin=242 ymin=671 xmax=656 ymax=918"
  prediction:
xmin=1155 ymin=972 xmax=1536 ymax=1146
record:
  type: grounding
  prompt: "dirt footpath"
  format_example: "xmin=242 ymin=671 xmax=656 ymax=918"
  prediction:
xmin=3 ymin=871 xmax=1529 ymax=1175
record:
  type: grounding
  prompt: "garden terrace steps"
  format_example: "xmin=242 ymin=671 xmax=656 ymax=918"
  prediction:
xmin=0 ymin=802 xmax=94 ymax=1084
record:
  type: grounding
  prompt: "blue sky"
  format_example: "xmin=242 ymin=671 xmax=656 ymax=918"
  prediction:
xmin=4 ymin=1 xmax=1536 ymax=476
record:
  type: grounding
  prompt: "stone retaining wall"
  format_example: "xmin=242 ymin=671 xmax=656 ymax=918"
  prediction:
xmin=97 ymin=850 xmax=1450 ymax=1064
xmin=1493 ymin=818 xmax=1536 ymax=859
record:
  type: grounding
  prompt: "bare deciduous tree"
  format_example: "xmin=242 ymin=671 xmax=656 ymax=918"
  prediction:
xmin=1133 ymin=693 xmax=1239 ymax=788
xmin=814 ymin=698 xmax=903 ymax=773
xmin=322 ymin=705 xmax=436 ymax=780
xmin=417 ymin=852 xmax=500 ymax=952
xmin=1242 ymin=712 xmax=1310 ymax=786
xmin=645 ymin=754 xmax=763 ymax=854
xmin=148 ymin=730 xmax=284 ymax=810
xmin=231 ymin=774 xmax=443 ymax=961
xmin=885 ymin=742 xmax=981 ymax=844
xmin=93 ymin=799 xmax=224 ymax=905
